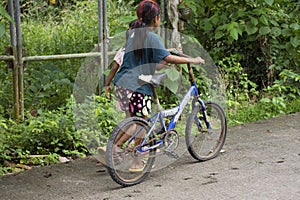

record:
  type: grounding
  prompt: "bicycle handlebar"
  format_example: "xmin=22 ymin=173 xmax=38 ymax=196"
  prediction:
xmin=169 ymin=50 xmax=192 ymax=58
xmin=169 ymin=49 xmax=197 ymax=83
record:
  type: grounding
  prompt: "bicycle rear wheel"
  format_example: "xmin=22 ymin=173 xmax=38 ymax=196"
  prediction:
xmin=185 ymin=101 xmax=227 ymax=161
xmin=106 ymin=117 xmax=156 ymax=187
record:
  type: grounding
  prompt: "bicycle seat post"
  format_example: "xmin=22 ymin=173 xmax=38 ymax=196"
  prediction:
xmin=152 ymin=86 xmax=163 ymax=111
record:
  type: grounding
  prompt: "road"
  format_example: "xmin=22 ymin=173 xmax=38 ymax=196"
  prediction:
xmin=1 ymin=112 xmax=300 ymax=200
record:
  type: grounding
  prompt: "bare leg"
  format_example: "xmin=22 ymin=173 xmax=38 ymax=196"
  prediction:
xmin=115 ymin=123 xmax=137 ymax=147
xmin=114 ymin=110 xmax=133 ymax=145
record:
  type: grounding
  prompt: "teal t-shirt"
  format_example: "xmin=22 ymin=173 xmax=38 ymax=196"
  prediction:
xmin=113 ymin=30 xmax=170 ymax=96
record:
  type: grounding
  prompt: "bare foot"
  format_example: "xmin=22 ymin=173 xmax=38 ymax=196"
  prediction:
xmin=129 ymin=159 xmax=144 ymax=172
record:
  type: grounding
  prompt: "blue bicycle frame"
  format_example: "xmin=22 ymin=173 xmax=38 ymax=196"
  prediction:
xmin=126 ymin=61 xmax=212 ymax=154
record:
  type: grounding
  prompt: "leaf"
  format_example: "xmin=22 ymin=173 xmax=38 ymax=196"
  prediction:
xmin=227 ymin=22 xmax=242 ymax=41
xmin=250 ymin=17 xmax=258 ymax=26
xmin=209 ymin=14 xmax=220 ymax=26
xmin=260 ymin=98 xmax=271 ymax=103
xmin=215 ymin=30 xmax=224 ymax=40
xmin=118 ymin=16 xmax=136 ymax=24
xmin=270 ymin=19 xmax=279 ymax=27
xmin=182 ymin=64 xmax=188 ymax=73
xmin=259 ymin=15 xmax=269 ymax=26
xmin=230 ymin=29 xmax=239 ymax=41
xmin=165 ymin=79 xmax=178 ymax=94
xmin=216 ymin=24 xmax=228 ymax=31
xmin=290 ymin=36 xmax=300 ymax=48
xmin=271 ymin=27 xmax=281 ymax=37
xmin=259 ymin=26 xmax=271 ymax=35
xmin=29 ymin=85 xmax=38 ymax=93
xmin=281 ymin=28 xmax=291 ymax=37
xmin=290 ymin=23 xmax=300 ymax=30
xmin=281 ymin=24 xmax=289 ymax=29
xmin=264 ymin=0 xmax=274 ymax=6
xmin=202 ymin=20 xmax=213 ymax=32
xmin=58 ymin=78 xmax=71 ymax=85
xmin=0 ymin=5 xmax=14 ymax=24
xmin=165 ymin=68 xmax=180 ymax=81
xmin=246 ymin=25 xmax=258 ymax=35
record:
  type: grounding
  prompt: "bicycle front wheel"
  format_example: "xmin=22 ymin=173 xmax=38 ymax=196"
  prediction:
xmin=185 ymin=101 xmax=227 ymax=161
xmin=106 ymin=117 xmax=156 ymax=187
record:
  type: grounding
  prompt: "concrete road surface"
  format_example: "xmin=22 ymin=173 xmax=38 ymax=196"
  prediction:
xmin=1 ymin=112 xmax=299 ymax=200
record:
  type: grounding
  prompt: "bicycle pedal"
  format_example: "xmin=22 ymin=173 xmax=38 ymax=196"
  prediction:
xmin=163 ymin=150 xmax=179 ymax=159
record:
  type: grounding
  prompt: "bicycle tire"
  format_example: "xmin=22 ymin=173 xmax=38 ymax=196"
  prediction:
xmin=185 ymin=101 xmax=227 ymax=161
xmin=106 ymin=117 xmax=156 ymax=187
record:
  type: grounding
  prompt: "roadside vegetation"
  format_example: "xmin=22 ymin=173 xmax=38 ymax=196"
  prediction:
xmin=0 ymin=0 xmax=299 ymax=175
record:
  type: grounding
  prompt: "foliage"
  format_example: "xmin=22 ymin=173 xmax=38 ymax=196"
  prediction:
xmin=264 ymin=69 xmax=300 ymax=99
xmin=25 ymin=63 xmax=72 ymax=110
xmin=0 ymin=98 xmax=83 ymax=158
xmin=107 ymin=0 xmax=136 ymax=35
xmin=184 ymin=0 xmax=299 ymax=87
xmin=0 ymin=95 xmax=116 ymax=175
xmin=218 ymin=54 xmax=300 ymax=125
xmin=0 ymin=0 xmax=137 ymax=117
xmin=0 ymin=1 xmax=131 ymax=174
xmin=181 ymin=0 xmax=299 ymax=125
xmin=229 ymin=98 xmax=300 ymax=125
xmin=74 ymin=95 xmax=118 ymax=152
xmin=218 ymin=54 xmax=258 ymax=104
xmin=1 ymin=0 xmax=99 ymax=116
xmin=0 ymin=65 xmax=13 ymax=118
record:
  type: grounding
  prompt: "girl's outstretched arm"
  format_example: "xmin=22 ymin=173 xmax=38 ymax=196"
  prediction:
xmin=164 ymin=54 xmax=205 ymax=65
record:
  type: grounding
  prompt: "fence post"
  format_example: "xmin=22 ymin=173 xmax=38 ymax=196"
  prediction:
xmin=97 ymin=0 xmax=108 ymax=94
xmin=103 ymin=0 xmax=108 ymax=73
xmin=8 ymin=0 xmax=20 ymax=121
xmin=14 ymin=0 xmax=24 ymax=121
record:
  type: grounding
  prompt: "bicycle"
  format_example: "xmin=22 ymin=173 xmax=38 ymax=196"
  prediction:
xmin=105 ymin=51 xmax=227 ymax=187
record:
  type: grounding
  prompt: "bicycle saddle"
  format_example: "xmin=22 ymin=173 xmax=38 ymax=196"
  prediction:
xmin=138 ymin=73 xmax=167 ymax=88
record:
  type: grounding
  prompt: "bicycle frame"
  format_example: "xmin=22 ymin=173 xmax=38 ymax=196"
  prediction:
xmin=126 ymin=64 xmax=212 ymax=153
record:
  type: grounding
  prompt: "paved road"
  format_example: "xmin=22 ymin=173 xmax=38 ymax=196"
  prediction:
xmin=1 ymin=112 xmax=300 ymax=200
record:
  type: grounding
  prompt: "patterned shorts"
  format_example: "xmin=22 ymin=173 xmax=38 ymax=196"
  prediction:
xmin=115 ymin=85 xmax=152 ymax=117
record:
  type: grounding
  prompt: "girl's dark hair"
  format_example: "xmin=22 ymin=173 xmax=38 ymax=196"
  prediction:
xmin=136 ymin=0 xmax=160 ymax=25
xmin=126 ymin=19 xmax=139 ymax=40
xmin=133 ymin=0 xmax=160 ymax=60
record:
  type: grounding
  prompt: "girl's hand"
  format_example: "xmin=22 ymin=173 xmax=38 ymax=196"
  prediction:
xmin=192 ymin=57 xmax=205 ymax=65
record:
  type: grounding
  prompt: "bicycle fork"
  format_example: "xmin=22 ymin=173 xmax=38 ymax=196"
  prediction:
xmin=195 ymin=98 xmax=212 ymax=133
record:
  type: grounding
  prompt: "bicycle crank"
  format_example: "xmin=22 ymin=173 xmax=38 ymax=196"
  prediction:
xmin=164 ymin=130 xmax=179 ymax=152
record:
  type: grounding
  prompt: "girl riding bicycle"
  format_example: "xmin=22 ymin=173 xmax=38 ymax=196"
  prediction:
xmin=105 ymin=0 xmax=205 ymax=172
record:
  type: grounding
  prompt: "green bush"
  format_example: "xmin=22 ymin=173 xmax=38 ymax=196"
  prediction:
xmin=0 ymin=95 xmax=118 ymax=175
xmin=184 ymin=0 xmax=299 ymax=89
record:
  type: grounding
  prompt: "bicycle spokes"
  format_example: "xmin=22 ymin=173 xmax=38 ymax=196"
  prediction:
xmin=106 ymin=117 xmax=156 ymax=187
xmin=186 ymin=102 xmax=227 ymax=161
